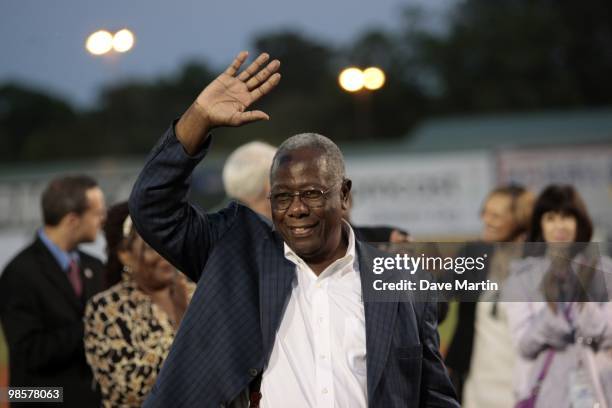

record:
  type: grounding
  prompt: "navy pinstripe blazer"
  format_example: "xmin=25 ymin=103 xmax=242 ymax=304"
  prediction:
xmin=129 ymin=125 xmax=459 ymax=408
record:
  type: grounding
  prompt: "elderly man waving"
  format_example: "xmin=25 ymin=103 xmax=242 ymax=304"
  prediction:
xmin=129 ymin=51 xmax=458 ymax=408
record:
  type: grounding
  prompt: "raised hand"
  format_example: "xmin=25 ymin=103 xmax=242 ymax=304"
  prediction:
xmin=194 ymin=51 xmax=281 ymax=128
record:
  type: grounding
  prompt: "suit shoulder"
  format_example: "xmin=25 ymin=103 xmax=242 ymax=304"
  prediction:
xmin=223 ymin=200 xmax=275 ymax=236
xmin=78 ymin=250 xmax=104 ymax=268
xmin=233 ymin=201 xmax=272 ymax=226
xmin=1 ymin=240 xmax=42 ymax=277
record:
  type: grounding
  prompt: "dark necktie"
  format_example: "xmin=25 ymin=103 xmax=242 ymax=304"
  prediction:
xmin=68 ymin=259 xmax=83 ymax=298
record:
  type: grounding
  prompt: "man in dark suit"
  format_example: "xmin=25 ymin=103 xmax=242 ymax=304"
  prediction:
xmin=0 ymin=175 xmax=106 ymax=407
xmin=130 ymin=51 xmax=458 ymax=407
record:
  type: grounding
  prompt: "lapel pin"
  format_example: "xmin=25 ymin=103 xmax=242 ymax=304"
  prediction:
xmin=84 ymin=268 xmax=94 ymax=279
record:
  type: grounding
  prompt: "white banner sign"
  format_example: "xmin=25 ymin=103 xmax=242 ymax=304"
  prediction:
xmin=346 ymin=152 xmax=494 ymax=238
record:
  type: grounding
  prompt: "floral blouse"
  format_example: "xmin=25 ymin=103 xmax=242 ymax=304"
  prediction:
xmin=84 ymin=275 xmax=195 ymax=407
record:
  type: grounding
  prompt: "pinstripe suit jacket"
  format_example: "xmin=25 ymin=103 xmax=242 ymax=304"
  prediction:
xmin=129 ymin=125 xmax=459 ymax=408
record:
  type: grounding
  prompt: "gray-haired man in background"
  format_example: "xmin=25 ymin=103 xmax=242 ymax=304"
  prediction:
xmin=222 ymin=141 xmax=277 ymax=220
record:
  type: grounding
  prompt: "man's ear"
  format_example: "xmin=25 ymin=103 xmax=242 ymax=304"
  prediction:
xmin=341 ymin=179 xmax=352 ymax=210
xmin=62 ymin=212 xmax=81 ymax=230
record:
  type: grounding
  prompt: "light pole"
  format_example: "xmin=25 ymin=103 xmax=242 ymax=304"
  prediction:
xmin=85 ymin=28 xmax=136 ymax=141
xmin=338 ymin=66 xmax=386 ymax=139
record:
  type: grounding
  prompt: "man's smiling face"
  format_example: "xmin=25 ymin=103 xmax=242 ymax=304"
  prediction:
xmin=270 ymin=147 xmax=350 ymax=265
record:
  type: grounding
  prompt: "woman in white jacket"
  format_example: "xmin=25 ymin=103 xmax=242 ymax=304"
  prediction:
xmin=504 ymin=184 xmax=612 ymax=408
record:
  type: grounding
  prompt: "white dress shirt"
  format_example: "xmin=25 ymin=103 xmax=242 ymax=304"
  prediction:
xmin=260 ymin=223 xmax=367 ymax=408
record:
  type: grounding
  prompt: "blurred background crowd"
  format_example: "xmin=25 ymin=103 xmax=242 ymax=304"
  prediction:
xmin=1 ymin=0 xmax=611 ymax=406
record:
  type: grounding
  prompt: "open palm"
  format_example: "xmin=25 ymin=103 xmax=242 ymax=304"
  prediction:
xmin=195 ymin=52 xmax=281 ymax=128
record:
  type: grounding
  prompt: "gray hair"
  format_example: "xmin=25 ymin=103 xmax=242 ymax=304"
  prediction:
xmin=222 ymin=141 xmax=277 ymax=201
xmin=271 ymin=133 xmax=345 ymax=184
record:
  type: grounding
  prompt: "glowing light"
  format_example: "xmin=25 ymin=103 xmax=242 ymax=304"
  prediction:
xmin=86 ymin=30 xmax=113 ymax=55
xmin=113 ymin=29 xmax=135 ymax=53
xmin=363 ymin=67 xmax=385 ymax=90
xmin=339 ymin=67 xmax=364 ymax=92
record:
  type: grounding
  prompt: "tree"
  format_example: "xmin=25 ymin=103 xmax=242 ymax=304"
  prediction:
xmin=0 ymin=84 xmax=77 ymax=162
xmin=410 ymin=0 xmax=612 ymax=113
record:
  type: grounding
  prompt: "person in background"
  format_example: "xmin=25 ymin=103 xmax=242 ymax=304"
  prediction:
xmin=222 ymin=141 xmax=277 ymax=220
xmin=504 ymin=184 xmax=612 ymax=407
xmin=446 ymin=184 xmax=535 ymax=405
xmin=84 ymin=202 xmax=195 ymax=407
xmin=0 ymin=175 xmax=106 ymax=407
xmin=462 ymin=185 xmax=536 ymax=407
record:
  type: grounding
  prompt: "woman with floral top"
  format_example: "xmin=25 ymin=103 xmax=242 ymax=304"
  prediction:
xmin=84 ymin=202 xmax=195 ymax=407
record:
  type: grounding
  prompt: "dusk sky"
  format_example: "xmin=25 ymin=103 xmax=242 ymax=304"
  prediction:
xmin=0 ymin=0 xmax=454 ymax=107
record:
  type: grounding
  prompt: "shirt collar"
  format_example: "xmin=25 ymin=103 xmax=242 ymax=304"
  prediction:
xmin=283 ymin=220 xmax=356 ymax=279
xmin=38 ymin=228 xmax=79 ymax=272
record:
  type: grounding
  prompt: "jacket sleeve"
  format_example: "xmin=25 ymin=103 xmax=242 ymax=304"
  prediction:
xmin=128 ymin=123 xmax=237 ymax=282
xmin=506 ymin=301 xmax=573 ymax=359
xmin=418 ymin=298 xmax=461 ymax=407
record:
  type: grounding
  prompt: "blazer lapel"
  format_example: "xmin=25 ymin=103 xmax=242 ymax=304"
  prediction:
xmin=257 ymin=234 xmax=400 ymax=401
xmin=33 ymin=238 xmax=82 ymax=314
xmin=357 ymin=241 xmax=399 ymax=404
xmin=259 ymin=232 xmax=296 ymax=362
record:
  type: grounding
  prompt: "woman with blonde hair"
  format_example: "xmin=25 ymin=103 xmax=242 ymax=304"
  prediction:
xmin=459 ymin=185 xmax=535 ymax=408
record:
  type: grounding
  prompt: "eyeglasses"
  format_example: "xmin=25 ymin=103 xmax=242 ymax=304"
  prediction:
xmin=268 ymin=182 xmax=342 ymax=211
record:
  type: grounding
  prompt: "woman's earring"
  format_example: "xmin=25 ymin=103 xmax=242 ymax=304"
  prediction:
xmin=122 ymin=265 xmax=133 ymax=274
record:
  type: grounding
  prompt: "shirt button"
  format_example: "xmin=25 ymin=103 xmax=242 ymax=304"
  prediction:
xmin=248 ymin=368 xmax=258 ymax=377
xmin=322 ymin=388 xmax=328 ymax=394
xmin=320 ymin=355 xmax=326 ymax=360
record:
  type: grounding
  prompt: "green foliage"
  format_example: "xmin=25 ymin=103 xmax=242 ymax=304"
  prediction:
xmin=0 ymin=85 xmax=76 ymax=161
xmin=414 ymin=0 xmax=612 ymax=112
